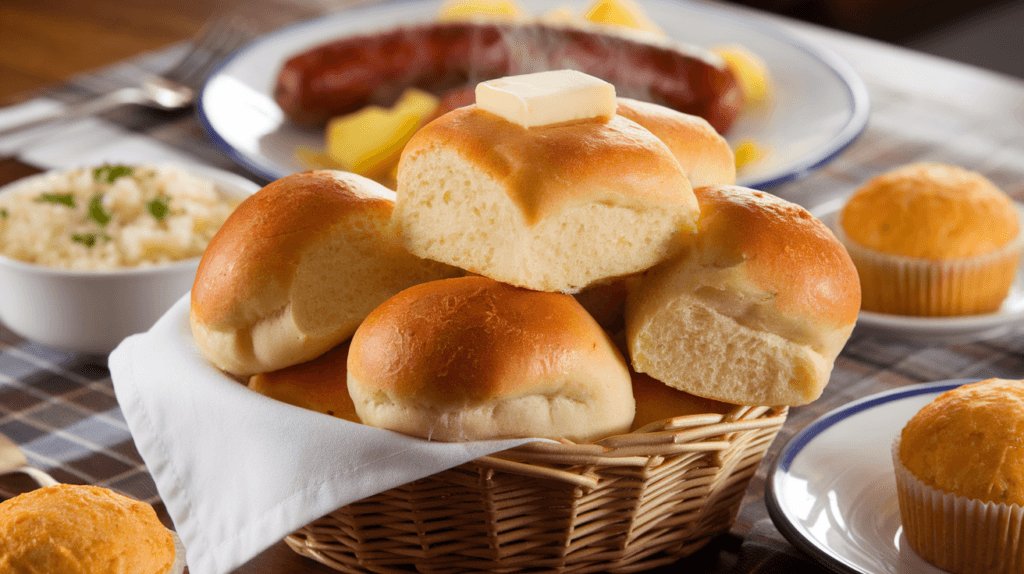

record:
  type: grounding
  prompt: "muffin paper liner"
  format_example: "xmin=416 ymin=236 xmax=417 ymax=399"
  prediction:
xmin=836 ymin=207 xmax=1024 ymax=317
xmin=892 ymin=439 xmax=1024 ymax=574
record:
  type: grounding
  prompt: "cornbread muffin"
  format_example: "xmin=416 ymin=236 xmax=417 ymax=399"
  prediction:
xmin=894 ymin=378 xmax=1024 ymax=574
xmin=0 ymin=484 xmax=183 ymax=574
xmin=839 ymin=163 xmax=1023 ymax=316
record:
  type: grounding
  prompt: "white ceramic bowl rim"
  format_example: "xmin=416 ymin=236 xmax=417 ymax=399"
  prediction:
xmin=0 ymin=251 xmax=203 ymax=278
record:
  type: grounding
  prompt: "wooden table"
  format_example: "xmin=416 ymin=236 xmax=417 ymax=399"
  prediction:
xmin=0 ymin=0 xmax=354 ymax=106
xmin=0 ymin=0 xmax=226 ymax=105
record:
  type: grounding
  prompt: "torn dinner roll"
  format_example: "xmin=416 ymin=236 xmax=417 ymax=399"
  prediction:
xmin=190 ymin=170 xmax=459 ymax=377
xmin=615 ymin=97 xmax=736 ymax=188
xmin=394 ymin=102 xmax=699 ymax=293
xmin=626 ymin=185 xmax=861 ymax=406
xmin=347 ymin=276 xmax=635 ymax=443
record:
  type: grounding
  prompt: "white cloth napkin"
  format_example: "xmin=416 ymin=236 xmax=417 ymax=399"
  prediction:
xmin=109 ymin=295 xmax=541 ymax=574
xmin=0 ymin=98 xmax=65 ymax=135
xmin=0 ymin=97 xmax=215 ymax=169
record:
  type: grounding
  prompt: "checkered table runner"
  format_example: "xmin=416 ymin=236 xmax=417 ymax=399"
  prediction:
xmin=1 ymin=34 xmax=1023 ymax=573
xmin=0 ymin=329 xmax=160 ymax=502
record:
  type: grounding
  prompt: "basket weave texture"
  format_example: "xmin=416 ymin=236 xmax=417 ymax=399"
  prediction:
xmin=286 ymin=405 xmax=788 ymax=574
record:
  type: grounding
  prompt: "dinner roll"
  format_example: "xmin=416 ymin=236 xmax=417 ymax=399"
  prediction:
xmin=348 ymin=276 xmax=635 ymax=442
xmin=248 ymin=342 xmax=360 ymax=422
xmin=630 ymin=370 xmax=733 ymax=431
xmin=394 ymin=105 xmax=699 ymax=293
xmin=0 ymin=484 xmax=182 ymax=574
xmin=191 ymin=170 xmax=459 ymax=376
xmin=615 ymin=97 xmax=736 ymax=188
xmin=626 ymin=185 xmax=861 ymax=406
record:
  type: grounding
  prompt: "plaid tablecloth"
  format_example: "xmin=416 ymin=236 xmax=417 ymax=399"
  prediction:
xmin=2 ymin=3 xmax=1024 ymax=572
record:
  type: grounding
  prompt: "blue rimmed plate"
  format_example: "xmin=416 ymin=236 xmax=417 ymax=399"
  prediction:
xmin=197 ymin=0 xmax=869 ymax=189
xmin=766 ymin=379 xmax=980 ymax=574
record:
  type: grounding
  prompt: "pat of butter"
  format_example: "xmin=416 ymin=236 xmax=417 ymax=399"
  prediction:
xmin=476 ymin=70 xmax=616 ymax=128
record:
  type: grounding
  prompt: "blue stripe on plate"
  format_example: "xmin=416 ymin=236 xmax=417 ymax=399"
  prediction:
xmin=765 ymin=379 xmax=979 ymax=574
xmin=777 ymin=379 xmax=974 ymax=473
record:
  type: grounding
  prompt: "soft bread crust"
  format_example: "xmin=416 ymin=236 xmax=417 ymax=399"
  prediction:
xmin=348 ymin=276 xmax=635 ymax=443
xmin=900 ymin=378 xmax=1024 ymax=506
xmin=0 ymin=484 xmax=175 ymax=574
xmin=626 ymin=185 xmax=861 ymax=406
xmin=841 ymin=162 xmax=1020 ymax=259
xmin=248 ymin=342 xmax=360 ymax=422
xmin=630 ymin=370 xmax=733 ymax=431
xmin=615 ymin=97 xmax=736 ymax=188
xmin=190 ymin=170 xmax=459 ymax=376
xmin=394 ymin=105 xmax=699 ymax=293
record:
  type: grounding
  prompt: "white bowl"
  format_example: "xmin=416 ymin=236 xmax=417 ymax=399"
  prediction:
xmin=0 ymin=164 xmax=261 ymax=353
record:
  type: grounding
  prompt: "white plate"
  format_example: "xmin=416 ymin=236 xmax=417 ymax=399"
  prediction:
xmin=811 ymin=198 xmax=1024 ymax=344
xmin=197 ymin=0 xmax=869 ymax=189
xmin=766 ymin=379 xmax=978 ymax=574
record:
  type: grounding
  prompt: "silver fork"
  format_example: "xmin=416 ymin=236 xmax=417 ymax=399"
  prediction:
xmin=0 ymin=15 xmax=256 ymax=140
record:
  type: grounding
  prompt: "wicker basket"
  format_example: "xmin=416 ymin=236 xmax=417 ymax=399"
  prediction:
xmin=286 ymin=404 xmax=787 ymax=574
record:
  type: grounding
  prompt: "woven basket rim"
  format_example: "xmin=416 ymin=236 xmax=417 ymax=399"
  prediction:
xmin=285 ymin=404 xmax=790 ymax=574
xmin=471 ymin=404 xmax=788 ymax=484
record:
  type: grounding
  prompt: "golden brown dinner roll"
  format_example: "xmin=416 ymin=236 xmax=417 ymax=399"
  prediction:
xmin=626 ymin=185 xmax=861 ymax=406
xmin=615 ymin=97 xmax=736 ymax=187
xmin=190 ymin=170 xmax=459 ymax=376
xmin=894 ymin=378 xmax=1024 ymax=574
xmin=394 ymin=105 xmax=699 ymax=293
xmin=0 ymin=484 xmax=182 ymax=574
xmin=569 ymin=95 xmax=727 ymax=327
xmin=248 ymin=342 xmax=360 ymax=422
xmin=348 ymin=276 xmax=635 ymax=443
xmin=630 ymin=370 xmax=733 ymax=431
xmin=839 ymin=162 xmax=1023 ymax=316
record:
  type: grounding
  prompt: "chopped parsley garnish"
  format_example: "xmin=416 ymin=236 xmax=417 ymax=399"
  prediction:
xmin=87 ymin=194 xmax=112 ymax=227
xmin=147 ymin=195 xmax=170 ymax=221
xmin=92 ymin=164 xmax=134 ymax=184
xmin=0 ymin=208 xmax=7 ymax=219
xmin=35 ymin=193 xmax=76 ymax=208
xmin=71 ymin=232 xmax=109 ymax=247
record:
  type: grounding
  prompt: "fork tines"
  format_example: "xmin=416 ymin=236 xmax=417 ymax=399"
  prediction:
xmin=164 ymin=15 xmax=257 ymax=90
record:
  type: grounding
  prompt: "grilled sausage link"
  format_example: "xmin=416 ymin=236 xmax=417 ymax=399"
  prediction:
xmin=274 ymin=21 xmax=744 ymax=134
